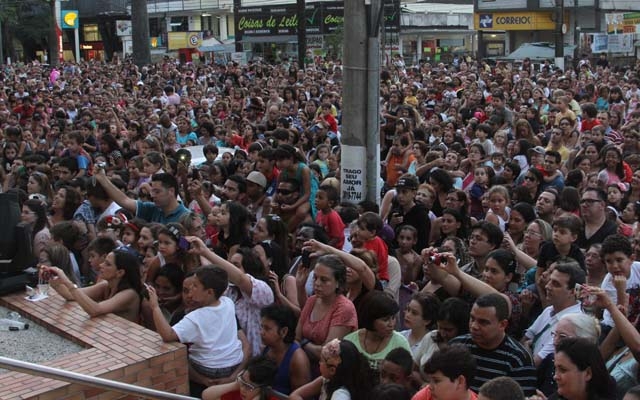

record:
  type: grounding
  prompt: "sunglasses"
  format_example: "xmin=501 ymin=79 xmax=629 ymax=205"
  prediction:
xmin=237 ymin=371 xmax=261 ymax=391
xmin=277 ymin=189 xmax=294 ymax=195
xmin=524 ymin=176 xmax=536 ymax=182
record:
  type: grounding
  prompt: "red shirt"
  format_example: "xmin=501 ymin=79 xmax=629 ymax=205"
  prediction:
xmin=364 ymin=236 xmax=389 ymax=281
xmin=581 ymin=118 xmax=601 ymax=132
xmin=412 ymin=386 xmax=477 ymax=400
xmin=316 ymin=209 xmax=345 ymax=249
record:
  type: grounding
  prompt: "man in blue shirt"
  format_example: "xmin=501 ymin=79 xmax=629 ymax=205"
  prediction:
xmin=94 ymin=168 xmax=188 ymax=224
xmin=541 ymin=150 xmax=565 ymax=191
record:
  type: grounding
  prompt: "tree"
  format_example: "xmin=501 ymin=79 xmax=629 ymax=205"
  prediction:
xmin=324 ymin=25 xmax=343 ymax=60
xmin=131 ymin=0 xmax=151 ymax=66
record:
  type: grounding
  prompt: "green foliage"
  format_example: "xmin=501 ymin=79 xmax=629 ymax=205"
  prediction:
xmin=325 ymin=25 xmax=344 ymax=59
xmin=12 ymin=2 xmax=51 ymax=47
xmin=0 ymin=0 xmax=52 ymax=59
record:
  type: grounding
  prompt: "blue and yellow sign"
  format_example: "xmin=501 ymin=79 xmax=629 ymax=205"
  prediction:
xmin=61 ymin=10 xmax=79 ymax=29
xmin=474 ymin=11 xmax=564 ymax=31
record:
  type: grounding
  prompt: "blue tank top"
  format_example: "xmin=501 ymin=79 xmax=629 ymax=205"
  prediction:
xmin=263 ymin=342 xmax=299 ymax=395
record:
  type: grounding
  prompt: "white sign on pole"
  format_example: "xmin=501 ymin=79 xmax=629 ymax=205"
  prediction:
xmin=340 ymin=144 xmax=367 ymax=203
xmin=116 ymin=20 xmax=133 ymax=36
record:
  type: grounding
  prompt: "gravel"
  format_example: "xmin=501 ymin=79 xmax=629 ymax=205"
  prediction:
xmin=0 ymin=305 xmax=84 ymax=374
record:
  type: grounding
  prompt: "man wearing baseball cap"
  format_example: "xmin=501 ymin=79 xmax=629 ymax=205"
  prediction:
xmin=245 ymin=171 xmax=270 ymax=224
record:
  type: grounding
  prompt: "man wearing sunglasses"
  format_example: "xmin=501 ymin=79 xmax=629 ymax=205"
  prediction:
xmin=273 ymin=179 xmax=311 ymax=228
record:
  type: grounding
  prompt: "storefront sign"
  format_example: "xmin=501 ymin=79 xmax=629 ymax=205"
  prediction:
xmin=474 ymin=11 xmax=558 ymax=30
xmin=116 ymin=20 xmax=132 ymax=36
xmin=61 ymin=10 xmax=79 ymax=29
xmin=168 ymin=32 xmax=202 ymax=50
xmin=606 ymin=12 xmax=640 ymax=34
xmin=235 ymin=1 xmax=399 ymax=38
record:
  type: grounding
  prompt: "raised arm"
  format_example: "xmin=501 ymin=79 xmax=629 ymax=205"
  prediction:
xmin=146 ymin=285 xmax=180 ymax=342
xmin=304 ymin=239 xmax=375 ymax=291
xmin=45 ymin=266 xmax=139 ymax=319
xmin=439 ymin=252 xmax=501 ymax=298
xmin=188 ymin=236 xmax=254 ymax=296
xmin=93 ymin=166 xmax=137 ymax=214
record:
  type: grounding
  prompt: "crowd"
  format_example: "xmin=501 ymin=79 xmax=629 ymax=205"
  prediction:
xmin=9 ymin=52 xmax=640 ymax=400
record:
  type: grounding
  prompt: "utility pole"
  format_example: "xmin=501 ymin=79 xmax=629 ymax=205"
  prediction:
xmin=341 ymin=0 xmax=382 ymax=204
xmin=555 ymin=0 xmax=565 ymax=71
xmin=234 ymin=0 xmax=242 ymax=52
xmin=297 ymin=0 xmax=305 ymax=69
xmin=131 ymin=0 xmax=151 ymax=66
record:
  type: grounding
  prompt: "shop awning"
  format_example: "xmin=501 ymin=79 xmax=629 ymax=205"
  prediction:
xmin=497 ymin=42 xmax=576 ymax=61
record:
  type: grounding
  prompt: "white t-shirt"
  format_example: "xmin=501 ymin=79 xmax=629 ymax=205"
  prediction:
xmin=401 ymin=329 xmax=439 ymax=368
xmin=524 ymin=302 xmax=583 ymax=361
xmin=601 ymin=261 xmax=640 ymax=327
xmin=173 ymin=296 xmax=243 ymax=368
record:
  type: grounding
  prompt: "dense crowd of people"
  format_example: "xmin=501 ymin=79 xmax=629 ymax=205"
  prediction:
xmin=12 ymin=52 xmax=640 ymax=400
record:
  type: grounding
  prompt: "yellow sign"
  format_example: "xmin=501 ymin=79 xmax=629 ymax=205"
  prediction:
xmin=168 ymin=32 xmax=202 ymax=50
xmin=474 ymin=11 xmax=562 ymax=31
xmin=61 ymin=10 xmax=79 ymax=29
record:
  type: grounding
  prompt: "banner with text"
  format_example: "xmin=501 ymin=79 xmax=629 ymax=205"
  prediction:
xmin=235 ymin=1 xmax=400 ymax=39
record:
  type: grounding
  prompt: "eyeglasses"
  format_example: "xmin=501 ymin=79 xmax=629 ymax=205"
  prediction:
xmin=237 ymin=371 xmax=261 ymax=391
xmin=550 ymin=331 xmax=570 ymax=340
xmin=580 ymin=198 xmax=602 ymax=205
xmin=524 ymin=229 xmax=543 ymax=238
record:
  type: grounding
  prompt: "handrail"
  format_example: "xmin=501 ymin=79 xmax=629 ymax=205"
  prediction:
xmin=0 ymin=356 xmax=198 ymax=400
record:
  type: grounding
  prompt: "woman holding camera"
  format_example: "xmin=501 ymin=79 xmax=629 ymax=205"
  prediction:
xmin=41 ymin=248 xmax=143 ymax=323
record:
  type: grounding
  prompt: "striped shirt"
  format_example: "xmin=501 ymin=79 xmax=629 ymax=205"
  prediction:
xmin=449 ymin=334 xmax=537 ymax=396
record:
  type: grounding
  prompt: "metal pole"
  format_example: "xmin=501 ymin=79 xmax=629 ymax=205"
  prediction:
xmin=366 ymin=0 xmax=382 ymax=203
xmin=555 ymin=0 xmax=565 ymax=71
xmin=297 ymin=0 xmax=306 ymax=68
xmin=0 ymin=356 xmax=197 ymax=400
xmin=74 ymin=28 xmax=80 ymax=62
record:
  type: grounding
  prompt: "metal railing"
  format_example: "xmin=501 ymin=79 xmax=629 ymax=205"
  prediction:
xmin=0 ymin=356 xmax=198 ymax=400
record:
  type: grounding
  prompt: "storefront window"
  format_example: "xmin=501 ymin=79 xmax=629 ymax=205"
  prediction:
xmin=170 ymin=17 xmax=188 ymax=32
xmin=83 ymin=24 xmax=101 ymax=42
xmin=149 ymin=17 xmax=165 ymax=38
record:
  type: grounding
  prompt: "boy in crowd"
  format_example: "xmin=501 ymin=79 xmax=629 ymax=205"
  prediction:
xmin=537 ymin=214 xmax=585 ymax=271
xmin=86 ymin=237 xmax=117 ymax=283
xmin=358 ymin=212 xmax=389 ymax=284
xmin=315 ymin=184 xmax=345 ymax=249
xmin=600 ymin=234 xmax=640 ymax=328
xmin=412 ymin=345 xmax=478 ymax=400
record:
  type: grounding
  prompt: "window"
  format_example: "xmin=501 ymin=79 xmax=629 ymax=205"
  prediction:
xmin=170 ymin=16 xmax=188 ymax=32
xmin=83 ymin=24 xmax=101 ymax=42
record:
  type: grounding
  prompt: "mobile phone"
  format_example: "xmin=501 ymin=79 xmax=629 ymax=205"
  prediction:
xmin=301 ymin=249 xmax=311 ymax=267
xmin=141 ymin=283 xmax=150 ymax=300
xmin=178 ymin=237 xmax=191 ymax=252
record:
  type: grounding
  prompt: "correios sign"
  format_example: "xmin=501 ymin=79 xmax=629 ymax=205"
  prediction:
xmin=474 ymin=11 xmax=559 ymax=30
